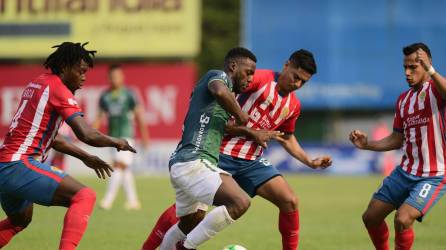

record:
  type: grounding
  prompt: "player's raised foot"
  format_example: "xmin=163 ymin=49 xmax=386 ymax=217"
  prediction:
xmin=99 ymin=200 xmax=112 ymax=210
xmin=125 ymin=201 xmax=141 ymax=210
xmin=176 ymin=241 xmax=196 ymax=250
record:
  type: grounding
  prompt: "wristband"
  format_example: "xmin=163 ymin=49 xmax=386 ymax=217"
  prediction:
xmin=428 ymin=65 xmax=436 ymax=76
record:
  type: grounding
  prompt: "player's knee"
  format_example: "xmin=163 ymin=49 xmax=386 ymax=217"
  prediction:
xmin=72 ymin=187 xmax=96 ymax=205
xmin=227 ymin=195 xmax=250 ymax=219
xmin=279 ymin=194 xmax=298 ymax=211
xmin=362 ymin=210 xmax=377 ymax=227
xmin=394 ymin=212 xmax=414 ymax=229
xmin=9 ymin=215 xmax=32 ymax=228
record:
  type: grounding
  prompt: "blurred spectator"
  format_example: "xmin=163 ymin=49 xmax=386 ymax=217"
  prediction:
xmin=94 ymin=64 xmax=149 ymax=210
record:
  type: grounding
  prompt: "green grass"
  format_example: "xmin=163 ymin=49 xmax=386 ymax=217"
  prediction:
xmin=1 ymin=175 xmax=446 ymax=249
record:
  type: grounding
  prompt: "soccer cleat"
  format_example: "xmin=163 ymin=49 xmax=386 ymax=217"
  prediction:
xmin=176 ymin=240 xmax=196 ymax=250
xmin=124 ymin=201 xmax=141 ymax=210
xmin=99 ymin=201 xmax=112 ymax=210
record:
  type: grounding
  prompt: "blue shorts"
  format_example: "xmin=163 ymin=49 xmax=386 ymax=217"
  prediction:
xmin=0 ymin=157 xmax=66 ymax=215
xmin=218 ymin=154 xmax=281 ymax=197
xmin=373 ymin=166 xmax=446 ymax=221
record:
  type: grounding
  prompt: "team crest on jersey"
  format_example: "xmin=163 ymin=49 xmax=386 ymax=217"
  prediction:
xmin=280 ymin=107 xmax=289 ymax=119
xmin=419 ymin=91 xmax=426 ymax=102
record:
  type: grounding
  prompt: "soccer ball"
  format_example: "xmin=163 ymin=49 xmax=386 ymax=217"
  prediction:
xmin=222 ymin=244 xmax=247 ymax=250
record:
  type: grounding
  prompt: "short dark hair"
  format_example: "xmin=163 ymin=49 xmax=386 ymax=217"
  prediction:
xmin=108 ymin=64 xmax=122 ymax=72
xmin=224 ymin=47 xmax=257 ymax=67
xmin=403 ymin=42 xmax=431 ymax=59
xmin=44 ymin=42 xmax=96 ymax=75
xmin=289 ymin=49 xmax=317 ymax=75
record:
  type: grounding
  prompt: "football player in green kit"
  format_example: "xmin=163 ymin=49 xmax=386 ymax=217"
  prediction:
xmin=159 ymin=47 xmax=256 ymax=250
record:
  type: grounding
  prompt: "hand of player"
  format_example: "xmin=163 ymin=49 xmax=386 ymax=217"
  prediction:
xmin=251 ymin=130 xmax=284 ymax=148
xmin=349 ymin=130 xmax=368 ymax=149
xmin=415 ymin=48 xmax=432 ymax=72
xmin=308 ymin=156 xmax=332 ymax=169
xmin=115 ymin=138 xmax=137 ymax=153
xmin=82 ymin=155 xmax=114 ymax=179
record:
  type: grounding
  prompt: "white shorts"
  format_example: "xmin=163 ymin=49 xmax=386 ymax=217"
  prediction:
xmin=170 ymin=159 xmax=230 ymax=217
xmin=110 ymin=138 xmax=134 ymax=166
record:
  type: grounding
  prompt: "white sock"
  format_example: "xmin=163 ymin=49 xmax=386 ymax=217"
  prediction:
xmin=183 ymin=206 xmax=235 ymax=249
xmin=122 ymin=168 xmax=139 ymax=205
xmin=101 ymin=168 xmax=123 ymax=207
xmin=159 ymin=223 xmax=186 ymax=250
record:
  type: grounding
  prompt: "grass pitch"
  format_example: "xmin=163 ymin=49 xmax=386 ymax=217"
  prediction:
xmin=1 ymin=175 xmax=445 ymax=250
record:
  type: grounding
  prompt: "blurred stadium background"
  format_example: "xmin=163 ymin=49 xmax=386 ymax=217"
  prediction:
xmin=0 ymin=0 xmax=446 ymax=249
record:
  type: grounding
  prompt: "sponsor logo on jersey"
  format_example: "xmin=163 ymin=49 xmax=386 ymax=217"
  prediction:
xmin=192 ymin=113 xmax=210 ymax=153
xmin=403 ymin=114 xmax=430 ymax=128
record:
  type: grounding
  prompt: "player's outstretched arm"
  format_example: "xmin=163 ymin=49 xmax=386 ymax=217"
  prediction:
xmin=416 ymin=48 xmax=446 ymax=99
xmin=52 ymin=134 xmax=113 ymax=179
xmin=225 ymin=123 xmax=284 ymax=148
xmin=66 ymin=115 xmax=136 ymax=153
xmin=277 ymin=133 xmax=332 ymax=169
xmin=349 ymin=129 xmax=403 ymax=151
xmin=209 ymin=80 xmax=249 ymax=125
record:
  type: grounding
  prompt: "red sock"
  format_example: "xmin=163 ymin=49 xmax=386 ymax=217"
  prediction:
xmin=59 ymin=188 xmax=96 ymax=250
xmin=0 ymin=218 xmax=24 ymax=247
xmin=279 ymin=210 xmax=299 ymax=250
xmin=141 ymin=204 xmax=178 ymax=250
xmin=366 ymin=221 xmax=389 ymax=250
xmin=395 ymin=227 xmax=414 ymax=250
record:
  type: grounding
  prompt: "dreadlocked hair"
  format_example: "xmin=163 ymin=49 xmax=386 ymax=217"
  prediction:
xmin=43 ymin=42 xmax=97 ymax=74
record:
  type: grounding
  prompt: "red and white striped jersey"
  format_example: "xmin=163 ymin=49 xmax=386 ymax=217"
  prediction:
xmin=394 ymin=81 xmax=446 ymax=177
xmin=220 ymin=69 xmax=300 ymax=160
xmin=0 ymin=73 xmax=82 ymax=162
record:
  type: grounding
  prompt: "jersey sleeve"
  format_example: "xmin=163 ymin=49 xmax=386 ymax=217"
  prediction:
xmin=430 ymin=81 xmax=446 ymax=103
xmin=393 ymin=95 xmax=404 ymax=133
xmin=243 ymin=69 xmax=274 ymax=93
xmin=49 ymin=85 xmax=83 ymax=122
xmin=208 ymin=71 xmax=232 ymax=90
xmin=277 ymin=100 xmax=301 ymax=134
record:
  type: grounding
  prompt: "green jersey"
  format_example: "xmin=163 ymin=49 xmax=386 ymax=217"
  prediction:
xmin=169 ymin=70 xmax=233 ymax=166
xmin=99 ymin=87 xmax=137 ymax=138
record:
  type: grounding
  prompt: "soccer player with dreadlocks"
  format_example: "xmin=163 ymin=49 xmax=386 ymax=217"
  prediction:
xmin=0 ymin=42 xmax=136 ymax=250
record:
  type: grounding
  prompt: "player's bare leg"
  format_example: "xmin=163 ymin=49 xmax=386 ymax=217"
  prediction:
xmin=178 ymin=209 xmax=206 ymax=234
xmin=256 ymin=176 xmax=299 ymax=250
xmin=0 ymin=204 xmax=33 ymax=247
xmin=52 ymin=175 xmax=96 ymax=250
xmin=393 ymin=203 xmax=419 ymax=250
xmin=362 ymin=199 xmax=395 ymax=250
xmin=178 ymin=174 xmax=250 ymax=250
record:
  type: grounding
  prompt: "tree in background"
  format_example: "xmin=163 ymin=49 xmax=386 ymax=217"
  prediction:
xmin=196 ymin=0 xmax=240 ymax=75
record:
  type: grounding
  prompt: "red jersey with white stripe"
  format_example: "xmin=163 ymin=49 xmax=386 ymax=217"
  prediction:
xmin=220 ymin=69 xmax=300 ymax=160
xmin=0 ymin=73 xmax=82 ymax=162
xmin=393 ymin=81 xmax=446 ymax=177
